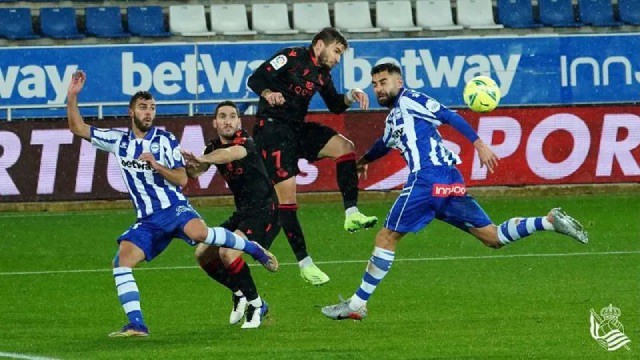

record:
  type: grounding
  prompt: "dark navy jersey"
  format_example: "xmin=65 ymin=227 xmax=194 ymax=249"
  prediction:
xmin=204 ymin=130 xmax=275 ymax=213
xmin=247 ymin=46 xmax=349 ymax=124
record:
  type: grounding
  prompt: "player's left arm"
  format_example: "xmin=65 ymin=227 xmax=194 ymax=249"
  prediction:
xmin=319 ymin=74 xmax=367 ymax=113
xmin=433 ymin=101 xmax=499 ymax=173
xmin=138 ymin=152 xmax=188 ymax=187
xmin=199 ymin=145 xmax=248 ymax=165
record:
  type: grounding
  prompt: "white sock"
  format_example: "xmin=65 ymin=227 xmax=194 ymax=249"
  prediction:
xmin=345 ymin=206 xmax=359 ymax=216
xmin=298 ymin=256 xmax=313 ymax=269
xmin=234 ymin=290 xmax=244 ymax=297
xmin=249 ymin=297 xmax=263 ymax=307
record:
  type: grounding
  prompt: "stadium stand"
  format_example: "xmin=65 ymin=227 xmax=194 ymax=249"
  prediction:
xmin=618 ymin=0 xmax=640 ymax=25
xmin=415 ymin=0 xmax=463 ymax=30
xmin=169 ymin=5 xmax=216 ymax=36
xmin=375 ymin=1 xmax=422 ymax=32
xmin=497 ymin=0 xmax=543 ymax=28
xmin=251 ymin=3 xmax=299 ymax=35
xmin=0 ymin=8 xmax=40 ymax=40
xmin=85 ymin=6 xmax=130 ymax=38
xmin=293 ymin=2 xmax=332 ymax=34
xmin=127 ymin=5 xmax=172 ymax=37
xmin=578 ymin=0 xmax=622 ymax=26
xmin=538 ymin=0 xmax=583 ymax=27
xmin=39 ymin=7 xmax=86 ymax=39
xmin=210 ymin=4 xmax=257 ymax=35
xmin=334 ymin=1 xmax=381 ymax=33
xmin=457 ymin=0 xmax=505 ymax=29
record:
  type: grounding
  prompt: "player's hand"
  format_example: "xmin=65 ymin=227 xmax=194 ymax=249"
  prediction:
xmin=474 ymin=139 xmax=499 ymax=174
xmin=349 ymin=89 xmax=369 ymax=110
xmin=138 ymin=152 xmax=160 ymax=170
xmin=67 ymin=70 xmax=86 ymax=96
xmin=180 ymin=150 xmax=199 ymax=165
xmin=263 ymin=90 xmax=285 ymax=106
xmin=356 ymin=158 xmax=369 ymax=180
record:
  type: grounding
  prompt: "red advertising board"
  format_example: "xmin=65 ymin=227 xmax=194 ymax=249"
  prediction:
xmin=0 ymin=105 xmax=638 ymax=203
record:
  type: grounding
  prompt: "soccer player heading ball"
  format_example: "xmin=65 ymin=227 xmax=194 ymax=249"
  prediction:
xmin=321 ymin=63 xmax=588 ymax=321
xmin=248 ymin=27 xmax=378 ymax=286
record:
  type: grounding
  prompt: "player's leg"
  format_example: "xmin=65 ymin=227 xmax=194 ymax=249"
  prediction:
xmin=183 ymin=217 xmax=279 ymax=272
xmin=109 ymin=223 xmax=158 ymax=338
xmin=311 ymin=124 xmax=378 ymax=233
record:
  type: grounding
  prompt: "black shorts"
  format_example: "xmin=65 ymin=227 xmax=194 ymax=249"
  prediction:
xmin=219 ymin=205 xmax=280 ymax=249
xmin=253 ymin=118 xmax=337 ymax=184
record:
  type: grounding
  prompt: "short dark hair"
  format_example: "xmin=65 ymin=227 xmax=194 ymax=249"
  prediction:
xmin=312 ymin=27 xmax=348 ymax=48
xmin=371 ymin=63 xmax=403 ymax=76
xmin=214 ymin=100 xmax=239 ymax=117
xmin=129 ymin=91 xmax=154 ymax=109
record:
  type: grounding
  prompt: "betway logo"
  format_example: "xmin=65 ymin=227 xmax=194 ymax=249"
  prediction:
xmin=432 ymin=183 xmax=467 ymax=197
xmin=122 ymin=49 xmax=520 ymax=97
xmin=0 ymin=64 xmax=77 ymax=104
xmin=121 ymin=159 xmax=152 ymax=171
xmin=344 ymin=49 xmax=520 ymax=96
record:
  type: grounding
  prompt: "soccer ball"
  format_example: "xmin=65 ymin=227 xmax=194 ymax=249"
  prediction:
xmin=463 ymin=76 xmax=501 ymax=112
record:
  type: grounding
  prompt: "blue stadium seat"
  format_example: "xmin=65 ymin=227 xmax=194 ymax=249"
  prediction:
xmin=619 ymin=0 xmax=640 ymax=25
xmin=578 ymin=0 xmax=622 ymax=26
xmin=127 ymin=6 xmax=171 ymax=37
xmin=86 ymin=7 xmax=130 ymax=38
xmin=40 ymin=7 xmax=85 ymax=39
xmin=497 ymin=0 xmax=542 ymax=28
xmin=0 ymin=8 xmax=40 ymax=40
xmin=538 ymin=0 xmax=582 ymax=27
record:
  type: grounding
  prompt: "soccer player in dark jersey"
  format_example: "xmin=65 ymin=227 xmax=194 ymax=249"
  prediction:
xmin=182 ymin=101 xmax=280 ymax=329
xmin=247 ymin=27 xmax=378 ymax=285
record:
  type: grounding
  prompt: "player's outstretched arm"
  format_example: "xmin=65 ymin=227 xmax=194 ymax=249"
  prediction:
xmin=66 ymin=70 xmax=91 ymax=140
xmin=474 ymin=138 xmax=499 ymax=174
xmin=201 ymin=146 xmax=248 ymax=165
xmin=345 ymin=88 xmax=369 ymax=110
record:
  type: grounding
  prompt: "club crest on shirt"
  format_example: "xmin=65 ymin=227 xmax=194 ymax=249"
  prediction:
xmin=150 ymin=143 xmax=160 ymax=154
xmin=173 ymin=147 xmax=183 ymax=161
xmin=270 ymin=54 xmax=287 ymax=70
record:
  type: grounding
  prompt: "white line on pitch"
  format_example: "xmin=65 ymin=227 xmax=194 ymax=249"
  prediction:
xmin=0 ymin=352 xmax=60 ymax=360
xmin=0 ymin=251 xmax=638 ymax=276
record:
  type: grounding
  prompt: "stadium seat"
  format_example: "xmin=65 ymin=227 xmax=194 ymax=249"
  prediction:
xmin=210 ymin=4 xmax=257 ymax=35
xmin=169 ymin=5 xmax=216 ymax=36
xmin=538 ymin=0 xmax=582 ymax=27
xmin=578 ymin=0 xmax=622 ymax=26
xmin=497 ymin=0 xmax=543 ymax=28
xmin=334 ymin=1 xmax=381 ymax=33
xmin=293 ymin=2 xmax=331 ymax=34
xmin=457 ymin=0 xmax=505 ymax=29
xmin=85 ymin=7 xmax=130 ymax=38
xmin=251 ymin=3 xmax=299 ymax=35
xmin=39 ymin=7 xmax=85 ymax=39
xmin=415 ymin=0 xmax=463 ymax=30
xmin=375 ymin=1 xmax=422 ymax=32
xmin=127 ymin=6 xmax=172 ymax=37
xmin=619 ymin=0 xmax=640 ymax=25
xmin=0 ymin=8 xmax=40 ymax=40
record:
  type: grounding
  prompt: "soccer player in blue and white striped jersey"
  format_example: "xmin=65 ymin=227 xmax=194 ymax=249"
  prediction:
xmin=66 ymin=71 xmax=278 ymax=337
xmin=321 ymin=63 xmax=589 ymax=321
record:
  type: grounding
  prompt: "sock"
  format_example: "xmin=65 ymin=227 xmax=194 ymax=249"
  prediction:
xmin=204 ymin=227 xmax=266 ymax=262
xmin=497 ymin=216 xmax=554 ymax=245
xmin=227 ymin=257 xmax=259 ymax=302
xmin=345 ymin=206 xmax=359 ymax=217
xmin=279 ymin=204 xmax=308 ymax=261
xmin=248 ymin=296 xmax=263 ymax=308
xmin=113 ymin=267 xmax=145 ymax=326
xmin=350 ymin=247 xmax=395 ymax=310
xmin=298 ymin=256 xmax=313 ymax=269
xmin=336 ymin=153 xmax=358 ymax=210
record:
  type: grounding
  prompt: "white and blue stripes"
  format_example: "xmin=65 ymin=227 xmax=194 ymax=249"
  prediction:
xmin=113 ymin=267 xmax=144 ymax=325
xmin=204 ymin=227 xmax=265 ymax=261
xmin=497 ymin=217 xmax=551 ymax=244
xmin=352 ymin=247 xmax=396 ymax=308
xmin=382 ymin=88 xmax=462 ymax=172
xmin=90 ymin=126 xmax=187 ymax=218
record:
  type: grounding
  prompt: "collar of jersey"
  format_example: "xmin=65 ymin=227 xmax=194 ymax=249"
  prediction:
xmin=392 ymin=88 xmax=407 ymax=107
xmin=129 ymin=126 xmax=157 ymax=141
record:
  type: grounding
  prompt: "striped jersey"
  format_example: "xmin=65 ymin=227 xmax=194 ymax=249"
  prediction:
xmin=90 ymin=126 xmax=188 ymax=218
xmin=381 ymin=88 xmax=463 ymax=172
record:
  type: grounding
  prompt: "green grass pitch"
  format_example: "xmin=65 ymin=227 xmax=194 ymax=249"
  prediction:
xmin=0 ymin=193 xmax=638 ymax=359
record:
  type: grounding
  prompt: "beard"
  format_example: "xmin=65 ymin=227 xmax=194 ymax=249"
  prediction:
xmin=133 ymin=115 xmax=152 ymax=132
xmin=376 ymin=92 xmax=396 ymax=107
xmin=318 ymin=50 xmax=333 ymax=69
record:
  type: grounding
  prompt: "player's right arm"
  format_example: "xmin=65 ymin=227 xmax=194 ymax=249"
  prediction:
xmin=66 ymin=70 xmax=91 ymax=140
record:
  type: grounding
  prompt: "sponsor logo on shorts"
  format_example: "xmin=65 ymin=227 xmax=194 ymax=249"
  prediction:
xmin=432 ymin=183 xmax=466 ymax=197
